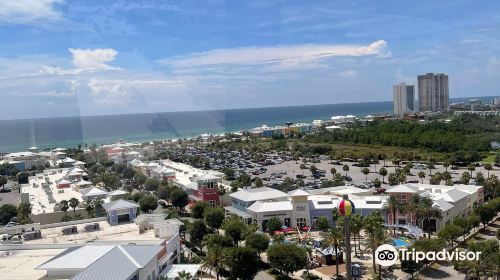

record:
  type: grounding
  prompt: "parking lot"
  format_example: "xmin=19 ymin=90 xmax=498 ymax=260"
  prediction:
xmin=245 ymin=158 xmax=500 ymax=189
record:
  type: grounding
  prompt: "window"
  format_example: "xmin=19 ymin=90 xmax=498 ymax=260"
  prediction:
xmin=400 ymin=194 xmax=407 ymax=202
xmin=208 ymin=200 xmax=216 ymax=207
xmin=398 ymin=218 xmax=407 ymax=225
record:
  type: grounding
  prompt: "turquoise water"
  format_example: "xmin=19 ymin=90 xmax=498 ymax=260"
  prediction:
xmin=0 ymin=97 xmax=495 ymax=153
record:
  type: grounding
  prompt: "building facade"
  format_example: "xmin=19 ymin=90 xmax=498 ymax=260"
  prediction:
xmin=393 ymin=83 xmax=415 ymax=116
xmin=417 ymin=73 xmax=449 ymax=112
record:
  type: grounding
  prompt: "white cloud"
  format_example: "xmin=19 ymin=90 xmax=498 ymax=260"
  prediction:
xmin=160 ymin=40 xmax=389 ymax=71
xmin=338 ymin=70 xmax=358 ymax=77
xmin=0 ymin=0 xmax=64 ymax=25
xmin=88 ymin=79 xmax=130 ymax=106
xmin=69 ymin=48 xmax=120 ymax=71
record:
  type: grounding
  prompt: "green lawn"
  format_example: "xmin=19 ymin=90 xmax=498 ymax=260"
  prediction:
xmin=482 ymin=153 xmax=496 ymax=164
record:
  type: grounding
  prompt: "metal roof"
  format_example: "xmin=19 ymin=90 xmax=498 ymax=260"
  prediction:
xmin=230 ymin=187 xmax=288 ymax=202
xmin=102 ymin=199 xmax=139 ymax=211
xmin=37 ymin=245 xmax=115 ymax=270
xmin=247 ymin=201 xmax=292 ymax=213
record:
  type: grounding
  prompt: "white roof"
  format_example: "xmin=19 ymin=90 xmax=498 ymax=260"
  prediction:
xmin=386 ymin=184 xmax=418 ymax=193
xmin=433 ymin=198 xmax=454 ymax=212
xmin=102 ymin=199 xmax=139 ymax=211
xmin=288 ymin=189 xmax=310 ymax=197
xmin=75 ymin=180 xmax=92 ymax=186
xmin=230 ymin=187 xmax=289 ymax=202
xmin=108 ymin=189 xmax=128 ymax=196
xmin=63 ymin=157 xmax=76 ymax=163
xmin=3 ymin=151 xmax=35 ymax=158
xmin=52 ymin=148 xmax=67 ymax=152
xmin=37 ymin=245 xmax=115 ymax=270
xmin=130 ymin=159 xmax=146 ymax=167
xmin=74 ymin=161 xmax=86 ymax=165
xmin=247 ymin=201 xmax=292 ymax=213
xmin=69 ymin=167 xmax=85 ymax=173
xmin=82 ymin=187 xmax=108 ymax=197
xmin=57 ymin=179 xmax=71 ymax=185
xmin=308 ymin=195 xmax=341 ymax=210
xmin=437 ymin=189 xmax=469 ymax=203
xmin=197 ymin=173 xmax=220 ymax=181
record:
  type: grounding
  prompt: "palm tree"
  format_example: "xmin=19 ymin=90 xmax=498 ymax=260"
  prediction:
xmin=350 ymin=214 xmax=364 ymax=256
xmin=321 ymin=226 xmax=344 ymax=277
xmin=176 ymin=271 xmax=193 ymax=280
xmin=330 ymin=167 xmax=337 ymax=177
xmin=467 ymin=164 xmax=476 ymax=178
xmin=484 ymin=163 xmax=492 ymax=178
xmin=418 ymin=196 xmax=443 ymax=238
xmin=366 ymin=227 xmax=390 ymax=277
xmin=383 ymin=196 xmax=400 ymax=234
xmin=342 ymin=164 xmax=349 ymax=177
xmin=362 ymin=167 xmax=370 ymax=181
xmin=379 ymin=167 xmax=387 ymax=183
xmin=401 ymin=194 xmax=422 ymax=226
xmin=59 ymin=200 xmax=69 ymax=216
xmin=69 ymin=197 xmax=79 ymax=217
xmin=84 ymin=201 xmax=95 ymax=218
xmin=202 ymin=245 xmax=227 ymax=280
xmin=418 ymin=171 xmax=426 ymax=183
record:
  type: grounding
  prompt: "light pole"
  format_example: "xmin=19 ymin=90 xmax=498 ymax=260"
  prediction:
xmin=338 ymin=194 xmax=355 ymax=280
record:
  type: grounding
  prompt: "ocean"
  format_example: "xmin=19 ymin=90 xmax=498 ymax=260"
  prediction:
xmin=0 ymin=97 xmax=495 ymax=153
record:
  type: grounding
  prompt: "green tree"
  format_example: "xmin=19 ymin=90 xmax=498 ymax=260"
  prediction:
xmin=362 ymin=167 xmax=370 ymax=181
xmin=0 ymin=176 xmax=7 ymax=190
xmin=203 ymin=234 xmax=233 ymax=249
xmin=202 ymin=245 xmax=228 ymax=280
xmin=16 ymin=202 xmax=32 ymax=224
xmin=122 ymin=167 xmax=135 ymax=179
xmin=366 ymin=226 xmax=389 ymax=277
xmin=467 ymin=164 xmax=476 ymax=178
xmin=204 ymin=207 xmax=225 ymax=230
xmin=484 ymin=163 xmax=493 ymax=178
xmin=453 ymin=216 xmax=473 ymax=242
xmin=266 ymin=217 xmax=283 ymax=233
xmin=133 ymin=172 xmax=147 ymax=185
xmin=0 ymin=204 xmax=17 ymax=224
xmin=192 ymin=201 xmax=208 ymax=219
xmin=316 ymin=216 xmax=330 ymax=231
xmin=17 ymin=172 xmax=29 ymax=184
xmin=157 ymin=185 xmax=171 ymax=200
xmin=379 ymin=167 xmax=387 ymax=183
xmin=418 ymin=196 xmax=443 ymax=238
xmin=226 ymin=247 xmax=260 ymax=280
xmin=342 ymin=164 xmax=349 ymax=176
xmin=321 ymin=226 xmax=344 ymax=277
xmin=245 ymin=233 xmax=270 ymax=255
xmin=330 ymin=167 xmax=337 ymax=177
xmin=438 ymin=224 xmax=462 ymax=247
xmin=460 ymin=172 xmax=471 ymax=184
xmin=69 ymin=197 xmax=79 ymax=217
xmin=101 ymin=172 xmax=122 ymax=190
xmin=170 ymin=189 xmax=189 ymax=211
xmin=310 ymin=165 xmax=318 ymax=174
xmin=350 ymin=214 xmax=364 ymax=256
xmin=139 ymin=194 xmax=158 ymax=213
xmin=418 ymin=171 xmax=426 ymax=183
xmin=189 ymin=219 xmax=208 ymax=248
xmin=254 ymin=177 xmax=263 ymax=188
xmin=144 ymin=178 xmax=161 ymax=192
xmin=383 ymin=196 xmax=401 ymax=234
xmin=59 ymin=200 xmax=69 ymax=216
xmin=222 ymin=216 xmax=247 ymax=245
xmin=267 ymin=244 xmax=308 ymax=276
xmin=84 ymin=201 xmax=95 ymax=218
xmin=475 ymin=205 xmax=495 ymax=229
xmin=401 ymin=259 xmax=423 ymax=278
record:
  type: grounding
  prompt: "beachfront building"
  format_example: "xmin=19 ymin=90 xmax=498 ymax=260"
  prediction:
xmin=393 ymin=82 xmax=415 ymax=117
xmin=385 ymin=183 xmax=484 ymax=233
xmin=248 ymin=123 xmax=312 ymax=137
xmin=330 ymin=115 xmax=357 ymax=124
xmin=418 ymin=73 xmax=449 ymax=112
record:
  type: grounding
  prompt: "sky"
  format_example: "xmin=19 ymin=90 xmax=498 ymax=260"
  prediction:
xmin=1 ymin=0 xmax=500 ymax=120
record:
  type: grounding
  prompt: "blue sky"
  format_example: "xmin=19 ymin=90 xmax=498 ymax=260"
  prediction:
xmin=1 ymin=0 xmax=500 ymax=119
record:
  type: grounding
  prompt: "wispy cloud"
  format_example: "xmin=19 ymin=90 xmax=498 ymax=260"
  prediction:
xmin=160 ymin=40 xmax=390 ymax=72
xmin=0 ymin=0 xmax=64 ymax=25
